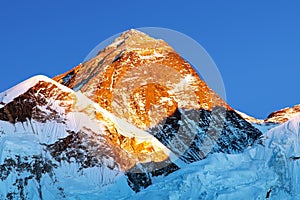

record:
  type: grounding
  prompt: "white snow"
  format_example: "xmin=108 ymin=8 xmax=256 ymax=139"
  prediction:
xmin=66 ymin=112 xmax=104 ymax=135
xmin=235 ymin=110 xmax=265 ymax=124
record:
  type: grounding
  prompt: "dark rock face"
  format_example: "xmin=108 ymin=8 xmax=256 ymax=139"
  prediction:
xmin=149 ymin=107 xmax=263 ymax=163
xmin=126 ymin=161 xmax=179 ymax=192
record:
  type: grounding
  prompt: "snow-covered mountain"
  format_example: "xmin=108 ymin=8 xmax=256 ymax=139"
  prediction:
xmin=0 ymin=29 xmax=299 ymax=199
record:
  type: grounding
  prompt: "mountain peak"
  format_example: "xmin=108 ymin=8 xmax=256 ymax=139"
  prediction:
xmin=114 ymin=29 xmax=160 ymax=44
xmin=100 ymin=29 xmax=174 ymax=55
xmin=119 ymin=29 xmax=148 ymax=39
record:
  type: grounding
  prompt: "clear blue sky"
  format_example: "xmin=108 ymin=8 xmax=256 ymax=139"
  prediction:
xmin=0 ymin=0 xmax=299 ymax=119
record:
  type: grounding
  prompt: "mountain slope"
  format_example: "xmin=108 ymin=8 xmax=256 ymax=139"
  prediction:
xmin=0 ymin=75 xmax=183 ymax=198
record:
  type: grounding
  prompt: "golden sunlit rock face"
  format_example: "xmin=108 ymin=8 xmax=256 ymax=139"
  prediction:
xmin=54 ymin=29 xmax=231 ymax=130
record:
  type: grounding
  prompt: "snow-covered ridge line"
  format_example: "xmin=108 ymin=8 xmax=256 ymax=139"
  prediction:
xmin=235 ymin=110 xmax=264 ymax=124
xmin=0 ymin=75 xmax=75 ymax=106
